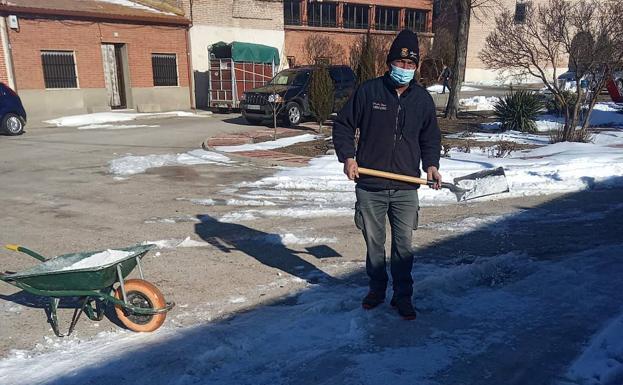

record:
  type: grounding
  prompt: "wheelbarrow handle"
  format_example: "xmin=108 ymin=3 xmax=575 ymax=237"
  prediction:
xmin=5 ymin=244 xmax=48 ymax=262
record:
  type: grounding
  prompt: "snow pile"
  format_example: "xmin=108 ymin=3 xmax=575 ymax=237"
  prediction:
xmin=78 ymin=124 xmax=159 ymax=130
xmin=445 ymin=131 xmax=550 ymax=145
xmin=215 ymin=134 xmax=319 ymax=152
xmin=109 ymin=150 xmax=233 ymax=176
xmin=427 ymin=85 xmax=480 ymax=94
xmin=459 ymin=96 xmax=500 ymax=111
xmin=45 ymin=111 xmax=205 ymax=127
xmin=482 ymin=103 xmax=623 ymax=133
xmin=220 ymin=139 xmax=623 ymax=211
xmin=562 ymin=310 xmax=623 ymax=385
xmin=61 ymin=249 xmax=133 ymax=271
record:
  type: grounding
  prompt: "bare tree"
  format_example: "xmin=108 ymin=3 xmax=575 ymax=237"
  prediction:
xmin=445 ymin=0 xmax=500 ymax=120
xmin=349 ymin=33 xmax=394 ymax=81
xmin=303 ymin=35 xmax=345 ymax=65
xmin=480 ymin=0 xmax=623 ymax=142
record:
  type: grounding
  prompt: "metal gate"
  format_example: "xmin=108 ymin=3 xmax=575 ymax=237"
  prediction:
xmin=208 ymin=58 xmax=274 ymax=109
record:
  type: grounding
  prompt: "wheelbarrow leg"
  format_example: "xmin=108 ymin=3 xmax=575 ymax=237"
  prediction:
xmin=46 ymin=297 xmax=64 ymax=338
xmin=67 ymin=297 xmax=93 ymax=336
xmin=46 ymin=297 xmax=93 ymax=337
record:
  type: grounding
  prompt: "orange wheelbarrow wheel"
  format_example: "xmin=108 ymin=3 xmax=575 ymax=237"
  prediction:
xmin=114 ymin=279 xmax=167 ymax=332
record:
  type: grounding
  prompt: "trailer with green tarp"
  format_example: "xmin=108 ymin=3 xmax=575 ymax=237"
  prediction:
xmin=208 ymin=41 xmax=280 ymax=109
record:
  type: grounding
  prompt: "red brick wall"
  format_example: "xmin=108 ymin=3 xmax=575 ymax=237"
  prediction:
xmin=285 ymin=29 xmax=432 ymax=67
xmin=7 ymin=17 xmax=189 ymax=90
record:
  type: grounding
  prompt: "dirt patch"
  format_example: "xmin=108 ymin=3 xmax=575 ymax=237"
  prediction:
xmin=279 ymin=137 xmax=332 ymax=158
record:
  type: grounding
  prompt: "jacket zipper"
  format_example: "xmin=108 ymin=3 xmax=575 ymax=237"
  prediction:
xmin=389 ymin=102 xmax=401 ymax=188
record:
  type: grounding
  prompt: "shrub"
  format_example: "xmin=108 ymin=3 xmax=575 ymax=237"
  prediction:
xmin=544 ymin=91 xmax=578 ymax=115
xmin=487 ymin=141 xmax=518 ymax=158
xmin=549 ymin=123 xmax=593 ymax=144
xmin=309 ymin=65 xmax=335 ymax=133
xmin=493 ymin=89 xmax=544 ymax=133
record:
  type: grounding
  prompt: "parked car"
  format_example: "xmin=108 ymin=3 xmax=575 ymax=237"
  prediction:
xmin=240 ymin=65 xmax=356 ymax=126
xmin=0 ymin=82 xmax=26 ymax=135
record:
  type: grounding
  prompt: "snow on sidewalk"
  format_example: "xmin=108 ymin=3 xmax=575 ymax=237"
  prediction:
xmin=1 ymin=245 xmax=622 ymax=384
xmin=109 ymin=149 xmax=234 ymax=176
xmin=44 ymin=111 xmax=206 ymax=128
xmin=214 ymin=134 xmax=319 ymax=152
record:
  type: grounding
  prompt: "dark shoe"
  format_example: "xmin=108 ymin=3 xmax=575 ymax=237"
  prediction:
xmin=390 ymin=297 xmax=416 ymax=320
xmin=362 ymin=291 xmax=385 ymax=310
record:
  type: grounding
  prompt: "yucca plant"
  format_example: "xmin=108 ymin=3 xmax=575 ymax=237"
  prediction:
xmin=493 ymin=89 xmax=544 ymax=133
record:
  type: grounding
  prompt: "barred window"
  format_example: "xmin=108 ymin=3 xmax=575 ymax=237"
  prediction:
xmin=375 ymin=6 xmax=400 ymax=31
xmin=152 ymin=53 xmax=178 ymax=86
xmin=405 ymin=9 xmax=427 ymax=32
xmin=343 ymin=3 xmax=369 ymax=29
xmin=514 ymin=2 xmax=528 ymax=23
xmin=41 ymin=51 xmax=78 ymax=89
xmin=284 ymin=0 xmax=301 ymax=25
xmin=307 ymin=1 xmax=337 ymax=28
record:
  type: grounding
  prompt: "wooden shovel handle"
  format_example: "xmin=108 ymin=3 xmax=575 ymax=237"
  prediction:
xmin=357 ymin=167 xmax=429 ymax=186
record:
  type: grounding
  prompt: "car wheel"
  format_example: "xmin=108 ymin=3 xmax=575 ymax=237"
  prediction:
xmin=244 ymin=116 xmax=263 ymax=125
xmin=2 ymin=113 xmax=24 ymax=136
xmin=284 ymin=102 xmax=302 ymax=127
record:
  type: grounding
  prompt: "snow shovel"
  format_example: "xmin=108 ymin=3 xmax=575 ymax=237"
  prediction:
xmin=357 ymin=167 xmax=509 ymax=201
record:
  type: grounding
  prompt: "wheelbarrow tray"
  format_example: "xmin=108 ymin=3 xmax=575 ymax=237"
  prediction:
xmin=2 ymin=244 xmax=154 ymax=293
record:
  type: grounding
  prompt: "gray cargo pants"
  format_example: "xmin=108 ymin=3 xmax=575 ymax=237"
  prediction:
xmin=354 ymin=186 xmax=419 ymax=298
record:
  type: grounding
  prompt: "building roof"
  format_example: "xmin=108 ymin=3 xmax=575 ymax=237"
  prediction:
xmin=0 ymin=0 xmax=190 ymax=26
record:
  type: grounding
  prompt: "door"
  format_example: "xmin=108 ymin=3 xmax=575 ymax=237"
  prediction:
xmin=101 ymin=44 xmax=127 ymax=109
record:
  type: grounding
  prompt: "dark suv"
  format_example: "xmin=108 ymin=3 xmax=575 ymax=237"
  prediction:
xmin=240 ymin=65 xmax=356 ymax=126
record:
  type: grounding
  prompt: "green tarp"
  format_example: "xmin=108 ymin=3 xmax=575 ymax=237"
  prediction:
xmin=211 ymin=41 xmax=280 ymax=65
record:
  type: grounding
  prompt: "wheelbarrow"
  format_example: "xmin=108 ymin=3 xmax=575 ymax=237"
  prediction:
xmin=0 ymin=243 xmax=174 ymax=337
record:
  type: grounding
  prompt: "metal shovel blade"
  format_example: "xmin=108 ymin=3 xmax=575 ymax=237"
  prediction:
xmin=446 ymin=167 xmax=509 ymax=201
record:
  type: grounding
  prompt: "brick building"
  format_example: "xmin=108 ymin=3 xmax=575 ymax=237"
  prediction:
xmin=283 ymin=0 xmax=434 ymax=68
xmin=176 ymin=0 xmax=285 ymax=108
xmin=0 ymin=0 xmax=191 ymax=122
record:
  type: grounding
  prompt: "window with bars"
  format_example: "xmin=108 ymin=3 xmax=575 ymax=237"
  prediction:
xmin=307 ymin=1 xmax=337 ymax=28
xmin=514 ymin=2 xmax=528 ymax=23
xmin=284 ymin=0 xmax=301 ymax=25
xmin=41 ymin=51 xmax=78 ymax=89
xmin=405 ymin=9 xmax=427 ymax=32
xmin=152 ymin=53 xmax=178 ymax=86
xmin=375 ymin=6 xmax=400 ymax=31
xmin=343 ymin=3 xmax=369 ymax=29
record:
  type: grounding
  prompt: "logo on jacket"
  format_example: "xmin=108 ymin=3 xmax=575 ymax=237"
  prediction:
xmin=372 ymin=102 xmax=388 ymax=111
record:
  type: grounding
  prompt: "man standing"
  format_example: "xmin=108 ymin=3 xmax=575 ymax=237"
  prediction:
xmin=333 ymin=30 xmax=441 ymax=320
xmin=438 ymin=64 xmax=452 ymax=94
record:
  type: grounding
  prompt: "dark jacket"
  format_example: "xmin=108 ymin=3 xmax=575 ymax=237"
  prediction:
xmin=333 ymin=73 xmax=441 ymax=190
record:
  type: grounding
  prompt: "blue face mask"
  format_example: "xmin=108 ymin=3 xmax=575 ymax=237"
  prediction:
xmin=390 ymin=64 xmax=415 ymax=85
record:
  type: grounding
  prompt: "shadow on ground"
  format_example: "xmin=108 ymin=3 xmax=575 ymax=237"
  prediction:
xmin=3 ymin=178 xmax=623 ymax=385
